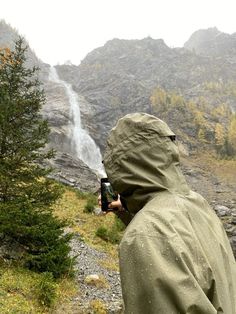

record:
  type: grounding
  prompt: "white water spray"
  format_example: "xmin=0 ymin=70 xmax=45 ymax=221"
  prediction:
xmin=48 ymin=66 xmax=105 ymax=176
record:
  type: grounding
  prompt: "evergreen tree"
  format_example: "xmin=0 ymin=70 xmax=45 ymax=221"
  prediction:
xmin=0 ymin=38 xmax=74 ymax=278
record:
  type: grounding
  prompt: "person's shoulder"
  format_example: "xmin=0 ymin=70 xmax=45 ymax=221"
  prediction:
xmin=121 ymin=193 xmax=180 ymax=239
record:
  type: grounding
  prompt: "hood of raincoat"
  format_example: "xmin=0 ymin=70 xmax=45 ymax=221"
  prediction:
xmin=103 ymin=113 xmax=190 ymax=214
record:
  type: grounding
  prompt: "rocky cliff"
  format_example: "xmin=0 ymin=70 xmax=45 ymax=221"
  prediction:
xmin=3 ymin=20 xmax=236 ymax=160
xmin=56 ymin=35 xmax=236 ymax=152
xmin=184 ymin=27 xmax=236 ymax=59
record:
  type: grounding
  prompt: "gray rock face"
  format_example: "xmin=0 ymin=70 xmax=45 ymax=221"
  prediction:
xmin=184 ymin=27 xmax=236 ymax=58
xmin=46 ymin=152 xmax=100 ymax=192
xmin=42 ymin=74 xmax=74 ymax=155
xmin=42 ymin=66 xmax=104 ymax=178
xmin=56 ymin=36 xmax=236 ymax=153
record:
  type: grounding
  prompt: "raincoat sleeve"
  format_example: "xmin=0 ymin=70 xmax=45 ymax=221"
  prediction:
xmin=115 ymin=211 xmax=133 ymax=226
xmin=119 ymin=233 xmax=218 ymax=314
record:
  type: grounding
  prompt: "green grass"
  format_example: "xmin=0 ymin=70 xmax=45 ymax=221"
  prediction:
xmin=53 ymin=187 xmax=124 ymax=259
xmin=0 ymin=259 xmax=77 ymax=313
xmin=0 ymin=186 xmax=122 ymax=313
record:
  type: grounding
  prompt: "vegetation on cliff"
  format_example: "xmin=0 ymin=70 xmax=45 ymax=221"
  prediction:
xmin=150 ymin=86 xmax=236 ymax=157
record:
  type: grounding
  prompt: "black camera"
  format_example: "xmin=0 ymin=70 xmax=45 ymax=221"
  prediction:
xmin=101 ymin=178 xmax=118 ymax=211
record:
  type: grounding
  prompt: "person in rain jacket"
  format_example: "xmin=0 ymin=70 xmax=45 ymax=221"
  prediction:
xmin=103 ymin=112 xmax=236 ymax=314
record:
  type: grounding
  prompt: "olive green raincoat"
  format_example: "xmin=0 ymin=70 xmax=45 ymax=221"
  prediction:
xmin=103 ymin=113 xmax=236 ymax=314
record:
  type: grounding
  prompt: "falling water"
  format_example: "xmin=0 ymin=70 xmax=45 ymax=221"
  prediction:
xmin=48 ymin=66 xmax=105 ymax=176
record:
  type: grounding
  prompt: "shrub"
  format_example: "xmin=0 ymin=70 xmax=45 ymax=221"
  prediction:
xmin=37 ymin=272 xmax=57 ymax=307
xmin=114 ymin=215 xmax=126 ymax=232
xmin=84 ymin=194 xmax=98 ymax=213
xmin=75 ymin=188 xmax=87 ymax=200
xmin=95 ymin=216 xmax=125 ymax=244
xmin=89 ymin=299 xmax=107 ymax=314
xmin=96 ymin=226 xmax=109 ymax=241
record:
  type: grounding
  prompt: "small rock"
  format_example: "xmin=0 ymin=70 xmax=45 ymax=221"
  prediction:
xmin=85 ymin=274 xmax=100 ymax=281
xmin=231 ymin=209 xmax=236 ymax=216
xmin=215 ymin=189 xmax=226 ymax=194
xmin=214 ymin=205 xmax=231 ymax=217
xmin=93 ymin=207 xmax=103 ymax=215
xmin=225 ymin=226 xmax=235 ymax=234
xmin=231 ymin=217 xmax=236 ymax=225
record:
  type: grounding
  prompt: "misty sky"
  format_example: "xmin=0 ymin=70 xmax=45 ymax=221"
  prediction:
xmin=1 ymin=0 xmax=236 ymax=65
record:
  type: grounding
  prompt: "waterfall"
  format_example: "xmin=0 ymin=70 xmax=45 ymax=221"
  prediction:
xmin=48 ymin=66 xmax=105 ymax=176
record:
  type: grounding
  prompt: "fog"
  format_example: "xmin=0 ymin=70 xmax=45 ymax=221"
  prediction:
xmin=1 ymin=0 xmax=236 ymax=65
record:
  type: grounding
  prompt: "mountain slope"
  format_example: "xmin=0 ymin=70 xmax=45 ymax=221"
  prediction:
xmin=56 ymin=34 xmax=236 ymax=155
xmin=184 ymin=27 xmax=236 ymax=59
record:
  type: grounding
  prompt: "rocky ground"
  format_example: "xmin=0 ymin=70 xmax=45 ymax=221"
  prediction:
xmin=53 ymin=230 xmax=124 ymax=314
xmin=70 ymin=233 xmax=123 ymax=313
xmin=181 ymin=155 xmax=236 ymax=257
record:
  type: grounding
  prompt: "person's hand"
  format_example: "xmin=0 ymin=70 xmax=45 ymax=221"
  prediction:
xmin=97 ymin=194 xmax=124 ymax=212
xmin=98 ymin=194 xmax=102 ymax=207
xmin=98 ymin=193 xmax=130 ymax=225
xmin=108 ymin=197 xmax=124 ymax=211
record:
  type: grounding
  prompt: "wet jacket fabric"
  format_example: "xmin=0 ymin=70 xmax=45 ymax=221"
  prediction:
xmin=103 ymin=113 xmax=236 ymax=314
